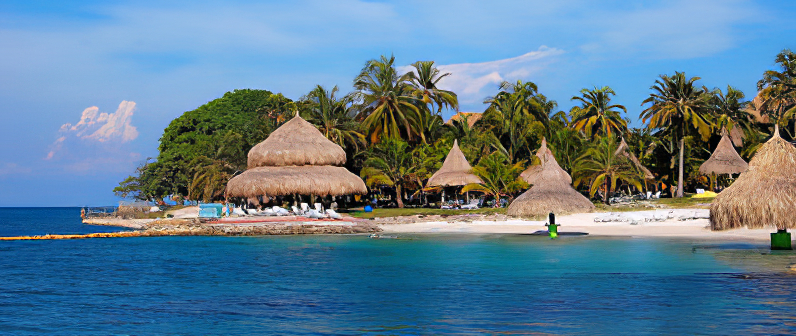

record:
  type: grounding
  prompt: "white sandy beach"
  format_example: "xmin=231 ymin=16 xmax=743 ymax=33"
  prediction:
xmin=379 ymin=209 xmax=774 ymax=241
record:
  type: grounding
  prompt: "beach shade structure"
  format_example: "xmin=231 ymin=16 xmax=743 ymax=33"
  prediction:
xmin=225 ymin=113 xmax=367 ymax=201
xmin=699 ymin=128 xmax=749 ymax=176
xmin=615 ymin=138 xmax=655 ymax=180
xmin=508 ymin=140 xmax=594 ymax=217
xmin=710 ymin=125 xmax=796 ymax=250
xmin=426 ymin=140 xmax=483 ymax=187
xmin=520 ymin=138 xmax=572 ymax=186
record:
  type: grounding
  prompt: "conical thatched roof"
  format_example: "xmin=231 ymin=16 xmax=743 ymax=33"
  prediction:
xmin=507 ymin=182 xmax=595 ymax=217
xmin=710 ymin=125 xmax=796 ymax=230
xmin=426 ymin=140 xmax=483 ymax=187
xmin=615 ymin=138 xmax=655 ymax=180
xmin=247 ymin=113 xmax=346 ymax=168
xmin=699 ymin=128 xmax=748 ymax=176
xmin=520 ymin=138 xmax=572 ymax=186
xmin=226 ymin=166 xmax=367 ymax=198
xmin=509 ymin=139 xmax=594 ymax=217
xmin=226 ymin=113 xmax=367 ymax=199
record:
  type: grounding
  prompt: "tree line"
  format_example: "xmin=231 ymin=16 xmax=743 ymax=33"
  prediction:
xmin=115 ymin=50 xmax=796 ymax=207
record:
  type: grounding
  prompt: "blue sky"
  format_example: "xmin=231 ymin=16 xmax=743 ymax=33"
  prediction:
xmin=0 ymin=0 xmax=794 ymax=206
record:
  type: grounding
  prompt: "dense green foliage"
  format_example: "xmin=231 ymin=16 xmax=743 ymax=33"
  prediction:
xmin=116 ymin=49 xmax=792 ymax=207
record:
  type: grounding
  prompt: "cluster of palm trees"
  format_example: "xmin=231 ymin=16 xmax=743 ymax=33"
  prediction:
xmin=196 ymin=49 xmax=795 ymax=207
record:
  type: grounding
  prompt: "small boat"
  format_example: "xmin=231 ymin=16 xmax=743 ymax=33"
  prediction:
xmin=369 ymin=233 xmax=398 ymax=239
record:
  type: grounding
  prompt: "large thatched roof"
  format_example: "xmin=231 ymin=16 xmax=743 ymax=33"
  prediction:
xmin=226 ymin=113 xmax=367 ymax=199
xmin=615 ymin=138 xmax=655 ymax=180
xmin=226 ymin=166 xmax=367 ymax=198
xmin=710 ymin=126 xmax=796 ymax=230
xmin=509 ymin=139 xmax=594 ymax=217
xmin=699 ymin=128 xmax=748 ymax=175
xmin=520 ymin=138 xmax=572 ymax=186
xmin=507 ymin=182 xmax=595 ymax=217
xmin=247 ymin=113 xmax=346 ymax=168
xmin=426 ymin=140 xmax=483 ymax=187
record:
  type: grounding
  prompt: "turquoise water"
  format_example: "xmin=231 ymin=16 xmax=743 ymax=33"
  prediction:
xmin=1 ymin=208 xmax=796 ymax=335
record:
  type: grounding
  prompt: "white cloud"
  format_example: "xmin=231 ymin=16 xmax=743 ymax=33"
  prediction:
xmin=400 ymin=47 xmax=564 ymax=108
xmin=47 ymin=101 xmax=139 ymax=159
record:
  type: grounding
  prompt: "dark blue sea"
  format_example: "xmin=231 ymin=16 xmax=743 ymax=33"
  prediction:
xmin=1 ymin=208 xmax=796 ymax=335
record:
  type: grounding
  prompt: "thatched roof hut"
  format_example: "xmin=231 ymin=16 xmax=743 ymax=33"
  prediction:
xmin=426 ymin=140 xmax=483 ymax=187
xmin=710 ymin=126 xmax=796 ymax=230
xmin=615 ymin=138 xmax=655 ymax=180
xmin=509 ymin=139 xmax=594 ymax=217
xmin=699 ymin=128 xmax=748 ymax=176
xmin=247 ymin=114 xmax=346 ymax=168
xmin=520 ymin=138 xmax=572 ymax=186
xmin=507 ymin=182 xmax=595 ymax=217
xmin=226 ymin=114 xmax=367 ymax=199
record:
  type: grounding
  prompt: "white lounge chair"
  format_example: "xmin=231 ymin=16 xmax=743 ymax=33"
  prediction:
xmin=460 ymin=199 xmax=479 ymax=210
xmin=246 ymin=209 xmax=259 ymax=216
xmin=292 ymin=206 xmax=304 ymax=216
xmin=256 ymin=208 xmax=276 ymax=216
xmin=325 ymin=209 xmax=342 ymax=219
xmin=232 ymin=208 xmax=247 ymax=216
xmin=314 ymin=203 xmax=323 ymax=212
xmin=272 ymin=206 xmax=290 ymax=216
xmin=300 ymin=203 xmax=310 ymax=213
xmin=304 ymin=209 xmax=325 ymax=219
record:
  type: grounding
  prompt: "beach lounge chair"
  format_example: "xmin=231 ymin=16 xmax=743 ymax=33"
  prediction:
xmin=460 ymin=199 xmax=479 ymax=210
xmin=245 ymin=208 xmax=259 ymax=216
xmin=314 ymin=203 xmax=324 ymax=212
xmin=325 ymin=209 xmax=342 ymax=220
xmin=272 ymin=206 xmax=290 ymax=216
xmin=304 ymin=209 xmax=325 ymax=219
xmin=256 ymin=208 xmax=276 ymax=216
xmin=292 ymin=206 xmax=305 ymax=216
xmin=232 ymin=208 xmax=247 ymax=216
xmin=301 ymin=203 xmax=310 ymax=213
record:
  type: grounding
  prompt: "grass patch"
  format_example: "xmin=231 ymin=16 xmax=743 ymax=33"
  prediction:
xmin=347 ymin=207 xmax=506 ymax=219
xmin=655 ymin=195 xmax=714 ymax=208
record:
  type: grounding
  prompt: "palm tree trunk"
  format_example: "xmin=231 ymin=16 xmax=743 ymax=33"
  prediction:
xmin=396 ymin=184 xmax=405 ymax=208
xmin=604 ymin=177 xmax=610 ymax=205
xmin=677 ymin=137 xmax=685 ymax=198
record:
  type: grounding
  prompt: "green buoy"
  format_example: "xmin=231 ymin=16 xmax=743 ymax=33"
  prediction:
xmin=546 ymin=212 xmax=558 ymax=239
xmin=771 ymin=229 xmax=792 ymax=250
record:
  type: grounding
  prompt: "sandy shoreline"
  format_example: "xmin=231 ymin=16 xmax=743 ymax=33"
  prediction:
xmin=379 ymin=211 xmax=774 ymax=241
xmin=77 ymin=208 xmax=779 ymax=242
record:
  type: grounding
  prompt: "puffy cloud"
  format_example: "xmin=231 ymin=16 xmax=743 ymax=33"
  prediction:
xmin=400 ymin=47 xmax=564 ymax=108
xmin=46 ymin=101 xmax=139 ymax=159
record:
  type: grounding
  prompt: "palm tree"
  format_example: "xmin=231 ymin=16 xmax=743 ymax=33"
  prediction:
xmin=482 ymin=80 xmax=553 ymax=163
xmin=709 ymin=85 xmax=753 ymax=146
xmin=757 ymin=49 xmax=796 ymax=136
xmin=407 ymin=61 xmax=459 ymax=114
xmin=574 ymin=135 xmax=644 ymax=205
xmin=462 ymin=152 xmax=528 ymax=207
xmin=302 ymin=85 xmax=366 ymax=151
xmin=359 ymin=138 xmax=422 ymax=208
xmin=354 ymin=55 xmax=422 ymax=143
xmin=570 ymin=86 xmax=628 ymax=138
xmin=188 ymin=156 xmax=235 ymax=203
xmin=640 ymin=72 xmax=712 ymax=198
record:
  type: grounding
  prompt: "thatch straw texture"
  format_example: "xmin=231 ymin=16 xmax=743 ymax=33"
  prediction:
xmin=247 ymin=114 xmax=346 ymax=168
xmin=445 ymin=112 xmax=482 ymax=128
xmin=710 ymin=126 xmax=796 ymax=230
xmin=699 ymin=129 xmax=748 ymax=175
xmin=507 ymin=183 xmax=595 ymax=217
xmin=509 ymin=138 xmax=594 ymax=217
xmin=615 ymin=138 xmax=655 ymax=180
xmin=225 ymin=166 xmax=367 ymax=198
xmin=426 ymin=140 xmax=483 ymax=187
xmin=520 ymin=138 xmax=572 ymax=186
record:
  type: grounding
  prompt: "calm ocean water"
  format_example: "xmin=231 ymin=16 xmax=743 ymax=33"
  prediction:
xmin=1 ymin=208 xmax=795 ymax=335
